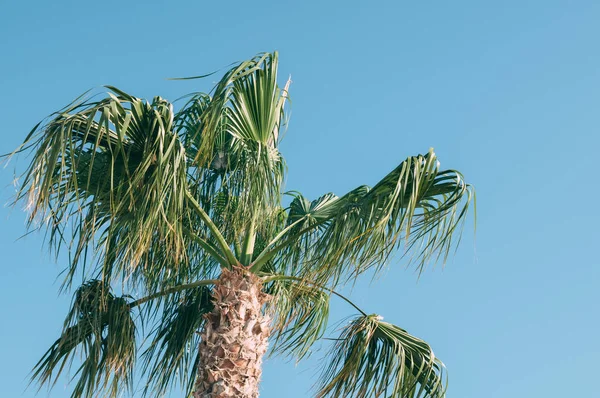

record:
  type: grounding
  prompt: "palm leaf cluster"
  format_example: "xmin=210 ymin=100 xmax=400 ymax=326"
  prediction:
xmin=7 ymin=51 xmax=474 ymax=397
xmin=318 ymin=315 xmax=446 ymax=398
xmin=32 ymin=280 xmax=136 ymax=397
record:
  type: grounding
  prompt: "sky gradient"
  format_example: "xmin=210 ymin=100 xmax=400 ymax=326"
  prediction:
xmin=1 ymin=1 xmax=598 ymax=397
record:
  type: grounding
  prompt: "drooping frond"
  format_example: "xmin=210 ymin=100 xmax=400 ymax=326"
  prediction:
xmin=141 ymin=285 xmax=213 ymax=397
xmin=14 ymin=87 xmax=195 ymax=288
xmin=317 ymin=314 xmax=446 ymax=398
xmin=32 ymin=280 xmax=136 ymax=398
xmin=264 ymin=275 xmax=330 ymax=360
xmin=255 ymin=149 xmax=474 ymax=286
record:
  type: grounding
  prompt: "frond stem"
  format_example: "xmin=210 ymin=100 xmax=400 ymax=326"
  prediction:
xmin=183 ymin=227 xmax=229 ymax=268
xmin=261 ymin=274 xmax=367 ymax=317
xmin=251 ymin=217 xmax=304 ymax=267
xmin=240 ymin=215 xmax=257 ymax=266
xmin=250 ymin=218 xmax=329 ymax=273
xmin=185 ymin=190 xmax=238 ymax=267
xmin=129 ymin=279 xmax=217 ymax=308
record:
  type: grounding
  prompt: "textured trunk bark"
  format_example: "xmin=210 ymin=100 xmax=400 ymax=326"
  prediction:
xmin=193 ymin=267 xmax=271 ymax=398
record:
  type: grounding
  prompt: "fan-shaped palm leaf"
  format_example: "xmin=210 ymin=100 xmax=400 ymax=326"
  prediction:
xmin=15 ymin=88 xmax=193 ymax=289
xmin=176 ymin=53 xmax=289 ymax=252
xmin=317 ymin=314 xmax=446 ymax=398
xmin=253 ymin=149 xmax=473 ymax=287
xmin=32 ymin=280 xmax=136 ymax=398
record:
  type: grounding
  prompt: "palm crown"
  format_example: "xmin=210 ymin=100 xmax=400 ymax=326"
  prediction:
xmin=10 ymin=52 xmax=473 ymax=398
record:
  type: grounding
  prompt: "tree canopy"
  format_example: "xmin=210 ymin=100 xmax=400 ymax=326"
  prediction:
xmin=7 ymin=52 xmax=474 ymax=398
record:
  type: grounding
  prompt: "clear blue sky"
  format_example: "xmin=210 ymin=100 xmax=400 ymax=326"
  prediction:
xmin=1 ymin=1 xmax=598 ymax=397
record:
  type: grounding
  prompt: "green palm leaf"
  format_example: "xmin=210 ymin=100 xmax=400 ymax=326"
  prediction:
xmin=265 ymin=275 xmax=330 ymax=360
xmin=32 ymin=281 xmax=136 ymax=398
xmin=141 ymin=285 xmax=213 ymax=397
xmin=178 ymin=53 xmax=289 ymax=244
xmin=16 ymin=88 xmax=191 ymax=289
xmin=317 ymin=314 xmax=446 ymax=398
xmin=254 ymin=149 xmax=473 ymax=286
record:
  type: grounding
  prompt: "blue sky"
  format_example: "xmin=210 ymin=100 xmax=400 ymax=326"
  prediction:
xmin=1 ymin=1 xmax=598 ymax=397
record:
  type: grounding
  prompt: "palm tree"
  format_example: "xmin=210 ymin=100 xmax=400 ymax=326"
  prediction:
xmin=8 ymin=52 xmax=473 ymax=398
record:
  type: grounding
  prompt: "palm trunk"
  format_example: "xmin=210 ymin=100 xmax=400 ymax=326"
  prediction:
xmin=193 ymin=267 xmax=271 ymax=398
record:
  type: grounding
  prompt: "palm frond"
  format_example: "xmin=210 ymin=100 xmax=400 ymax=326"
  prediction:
xmin=141 ymin=285 xmax=213 ymax=397
xmin=317 ymin=314 xmax=446 ymax=398
xmin=259 ymin=149 xmax=473 ymax=286
xmin=14 ymin=87 xmax=193 ymax=289
xmin=32 ymin=280 xmax=136 ymax=398
xmin=265 ymin=275 xmax=330 ymax=360
xmin=177 ymin=52 xmax=289 ymax=245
